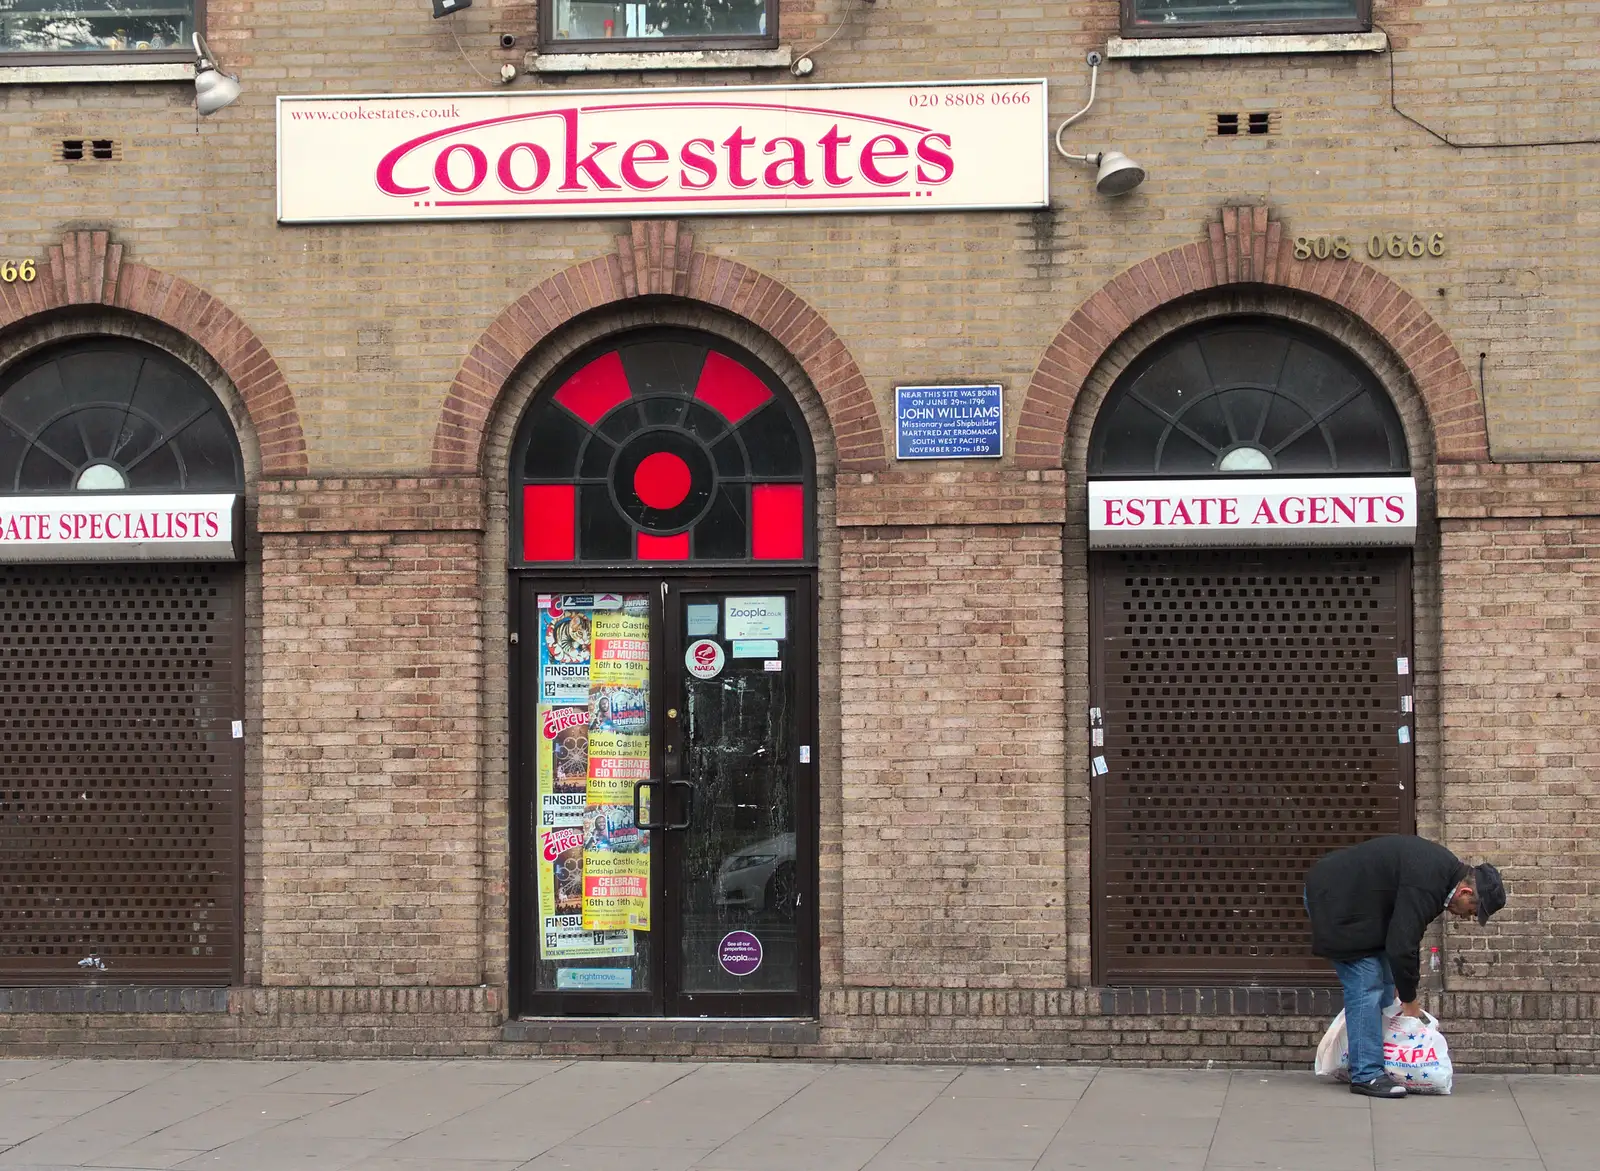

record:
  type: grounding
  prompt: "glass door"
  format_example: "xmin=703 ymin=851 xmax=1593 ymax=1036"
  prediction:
xmin=515 ymin=576 xmax=815 ymax=1018
xmin=662 ymin=579 xmax=814 ymax=1018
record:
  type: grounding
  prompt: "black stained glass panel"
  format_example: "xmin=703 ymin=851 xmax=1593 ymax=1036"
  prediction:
xmin=522 ymin=404 xmax=589 ymax=480
xmin=1089 ymin=317 xmax=1407 ymax=478
xmin=0 ymin=338 xmax=243 ymax=495
xmin=512 ymin=328 xmax=813 ymax=565
xmin=694 ymin=485 xmax=748 ymax=560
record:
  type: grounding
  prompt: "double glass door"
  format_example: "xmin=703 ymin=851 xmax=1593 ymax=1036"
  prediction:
xmin=516 ymin=575 xmax=814 ymax=1018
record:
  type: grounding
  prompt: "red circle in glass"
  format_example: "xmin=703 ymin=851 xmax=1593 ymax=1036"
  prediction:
xmin=633 ymin=451 xmax=693 ymax=510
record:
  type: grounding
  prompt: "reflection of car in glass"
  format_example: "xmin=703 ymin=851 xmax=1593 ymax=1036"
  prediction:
xmin=714 ymin=832 xmax=796 ymax=915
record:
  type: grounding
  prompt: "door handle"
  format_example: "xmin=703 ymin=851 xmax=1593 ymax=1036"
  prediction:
xmin=666 ymin=779 xmax=695 ymax=832
xmin=634 ymin=779 xmax=666 ymax=831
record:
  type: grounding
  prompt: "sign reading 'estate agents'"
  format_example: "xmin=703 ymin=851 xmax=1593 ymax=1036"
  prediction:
xmin=276 ymin=80 xmax=1048 ymax=223
xmin=894 ymin=384 xmax=1004 ymax=459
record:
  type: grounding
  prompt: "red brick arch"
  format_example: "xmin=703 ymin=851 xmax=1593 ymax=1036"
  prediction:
xmin=1015 ymin=206 xmax=1489 ymax=469
xmin=0 ymin=231 xmax=309 ymax=476
xmin=432 ymin=221 xmax=887 ymax=474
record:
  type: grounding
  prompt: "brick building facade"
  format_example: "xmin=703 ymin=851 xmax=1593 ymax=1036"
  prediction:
xmin=0 ymin=0 xmax=1596 ymax=1067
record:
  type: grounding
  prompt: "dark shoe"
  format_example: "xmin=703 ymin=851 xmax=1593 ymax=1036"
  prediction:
xmin=1350 ymin=1074 xmax=1407 ymax=1098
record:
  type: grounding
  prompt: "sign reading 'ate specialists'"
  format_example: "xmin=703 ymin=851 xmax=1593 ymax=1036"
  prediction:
xmin=0 ymin=494 xmax=240 ymax=562
xmin=276 ymin=80 xmax=1048 ymax=223
xmin=1089 ymin=478 xmax=1417 ymax=549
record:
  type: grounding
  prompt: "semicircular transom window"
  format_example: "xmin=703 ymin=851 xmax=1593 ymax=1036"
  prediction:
xmin=1088 ymin=318 xmax=1409 ymax=478
xmin=0 ymin=338 xmax=244 ymax=494
xmin=513 ymin=330 xmax=814 ymax=565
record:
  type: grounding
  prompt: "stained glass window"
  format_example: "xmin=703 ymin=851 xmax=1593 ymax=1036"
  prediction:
xmin=512 ymin=330 xmax=813 ymax=565
xmin=1088 ymin=317 xmax=1408 ymax=478
xmin=0 ymin=338 xmax=243 ymax=494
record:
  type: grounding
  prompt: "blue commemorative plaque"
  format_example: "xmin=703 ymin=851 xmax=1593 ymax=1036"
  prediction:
xmin=894 ymin=384 xmax=1004 ymax=460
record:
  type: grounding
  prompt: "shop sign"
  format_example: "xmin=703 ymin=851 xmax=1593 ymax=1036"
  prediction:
xmin=276 ymin=80 xmax=1048 ymax=223
xmin=1088 ymin=478 xmax=1417 ymax=549
xmin=0 ymin=494 xmax=239 ymax=562
xmin=894 ymin=384 xmax=1003 ymax=459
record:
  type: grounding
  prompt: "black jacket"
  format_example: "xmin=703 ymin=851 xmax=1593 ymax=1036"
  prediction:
xmin=1304 ymin=835 xmax=1468 ymax=1002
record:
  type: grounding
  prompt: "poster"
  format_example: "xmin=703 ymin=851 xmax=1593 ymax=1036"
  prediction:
xmin=537 ymin=826 xmax=633 ymax=959
xmin=535 ymin=593 xmax=652 ymax=963
xmin=582 ymin=805 xmax=651 ymax=932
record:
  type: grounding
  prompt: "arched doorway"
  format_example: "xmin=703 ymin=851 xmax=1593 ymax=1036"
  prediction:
xmin=510 ymin=327 xmax=817 ymax=1017
xmin=1086 ymin=317 xmax=1417 ymax=985
xmin=0 ymin=337 xmax=246 ymax=985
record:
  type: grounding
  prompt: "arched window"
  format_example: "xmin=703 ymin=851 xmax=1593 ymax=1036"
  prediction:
xmin=512 ymin=329 xmax=814 ymax=565
xmin=0 ymin=338 xmax=243 ymax=494
xmin=1088 ymin=317 xmax=1407 ymax=478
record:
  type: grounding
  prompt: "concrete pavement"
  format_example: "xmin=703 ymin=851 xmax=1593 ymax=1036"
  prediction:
xmin=1 ymin=1058 xmax=1595 ymax=1170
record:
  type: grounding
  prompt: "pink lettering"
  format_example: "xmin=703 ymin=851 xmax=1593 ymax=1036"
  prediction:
xmin=915 ymin=133 xmax=954 ymax=184
xmin=1279 ymin=497 xmax=1306 ymax=525
xmin=679 ymin=138 xmax=717 ymax=189
xmin=722 ymin=127 xmax=758 ymax=189
xmin=433 ymin=143 xmax=487 ymax=195
xmin=761 ymin=137 xmax=812 ymax=188
xmin=819 ymin=125 xmax=853 ymax=186
xmin=619 ymin=139 xmax=669 ymax=190
xmin=558 ymin=110 xmax=619 ymax=191
xmin=1170 ymin=499 xmax=1195 ymax=525
xmin=1252 ymin=500 xmax=1278 ymax=525
xmin=1309 ymin=497 xmax=1329 ymax=524
xmin=1385 ymin=496 xmax=1406 ymax=523
xmin=497 ymin=142 xmax=551 ymax=193
xmin=1221 ymin=498 xmax=1239 ymax=524
xmin=860 ymin=134 xmax=909 ymax=185
xmin=1332 ymin=496 xmax=1357 ymax=524
xmin=1104 ymin=499 xmax=1125 ymax=527
xmin=1125 ymin=499 xmax=1146 ymax=526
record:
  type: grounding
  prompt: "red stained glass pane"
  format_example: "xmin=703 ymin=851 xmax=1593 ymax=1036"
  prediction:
xmin=553 ymin=350 xmax=632 ymax=424
xmin=523 ymin=484 xmax=576 ymax=561
xmin=693 ymin=350 xmax=773 ymax=424
xmin=633 ymin=451 xmax=692 ymax=510
xmin=636 ymin=531 xmax=690 ymax=560
xmin=751 ymin=483 xmax=805 ymax=560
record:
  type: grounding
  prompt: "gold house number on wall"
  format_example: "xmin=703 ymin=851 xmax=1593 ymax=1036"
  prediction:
xmin=1294 ymin=233 xmax=1446 ymax=261
xmin=1 ymin=259 xmax=38 ymax=284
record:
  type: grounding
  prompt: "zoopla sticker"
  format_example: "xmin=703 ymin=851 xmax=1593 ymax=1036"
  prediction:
xmin=685 ymin=638 xmax=726 ymax=680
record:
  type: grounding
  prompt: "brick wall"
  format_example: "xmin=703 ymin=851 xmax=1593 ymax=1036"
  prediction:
xmin=838 ymin=482 xmax=1068 ymax=989
xmin=1438 ymin=466 xmax=1600 ymax=994
xmin=257 ymin=480 xmax=487 ymax=986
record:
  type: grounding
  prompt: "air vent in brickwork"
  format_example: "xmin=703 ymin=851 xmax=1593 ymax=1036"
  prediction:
xmin=1214 ymin=113 xmax=1276 ymax=136
xmin=59 ymin=139 xmax=121 ymax=162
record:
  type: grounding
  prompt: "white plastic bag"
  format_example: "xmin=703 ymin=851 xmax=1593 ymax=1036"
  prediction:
xmin=1313 ymin=1002 xmax=1453 ymax=1094
xmin=1382 ymin=1010 xmax=1453 ymax=1095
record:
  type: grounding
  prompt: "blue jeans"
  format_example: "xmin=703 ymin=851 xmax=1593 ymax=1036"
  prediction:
xmin=1335 ymin=954 xmax=1397 ymax=1083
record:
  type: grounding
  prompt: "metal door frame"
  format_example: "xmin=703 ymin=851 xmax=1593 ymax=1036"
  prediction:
xmin=510 ymin=569 xmax=818 ymax=1019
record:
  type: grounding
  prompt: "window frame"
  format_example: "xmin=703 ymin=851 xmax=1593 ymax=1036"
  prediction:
xmin=1118 ymin=0 xmax=1370 ymax=39
xmin=0 ymin=0 xmax=203 ymax=67
xmin=537 ymin=0 xmax=778 ymax=55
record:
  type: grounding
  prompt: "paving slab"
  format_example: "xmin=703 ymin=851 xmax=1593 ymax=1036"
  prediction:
xmin=0 ymin=1060 xmax=1595 ymax=1171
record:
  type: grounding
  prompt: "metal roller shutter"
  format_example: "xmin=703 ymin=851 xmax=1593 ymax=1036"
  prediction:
xmin=1091 ymin=547 xmax=1413 ymax=984
xmin=0 ymin=564 xmax=243 ymax=984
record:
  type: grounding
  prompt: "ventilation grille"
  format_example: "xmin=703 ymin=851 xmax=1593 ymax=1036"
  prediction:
xmin=1215 ymin=113 xmax=1276 ymax=136
xmin=1092 ymin=547 xmax=1411 ymax=985
xmin=0 ymin=564 xmax=242 ymax=984
xmin=59 ymin=139 xmax=121 ymax=162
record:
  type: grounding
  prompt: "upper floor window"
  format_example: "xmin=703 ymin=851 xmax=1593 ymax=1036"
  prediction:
xmin=540 ymin=0 xmax=776 ymax=53
xmin=1121 ymin=0 xmax=1369 ymax=37
xmin=0 ymin=0 xmax=200 ymax=63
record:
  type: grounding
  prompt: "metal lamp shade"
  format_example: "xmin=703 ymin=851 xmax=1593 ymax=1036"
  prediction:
xmin=1095 ymin=152 xmax=1145 ymax=196
xmin=195 ymin=67 xmax=241 ymax=116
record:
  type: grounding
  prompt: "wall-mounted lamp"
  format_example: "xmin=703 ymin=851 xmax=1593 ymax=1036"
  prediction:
xmin=192 ymin=33 xmax=241 ymax=116
xmin=1054 ymin=51 xmax=1145 ymax=196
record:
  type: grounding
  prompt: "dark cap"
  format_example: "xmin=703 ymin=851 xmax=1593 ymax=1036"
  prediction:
xmin=1473 ymin=863 xmax=1506 ymax=925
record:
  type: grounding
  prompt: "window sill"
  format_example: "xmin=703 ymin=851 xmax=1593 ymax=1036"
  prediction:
xmin=0 ymin=61 xmax=193 ymax=84
xmin=1105 ymin=31 xmax=1387 ymax=59
xmin=525 ymin=46 xmax=792 ymax=74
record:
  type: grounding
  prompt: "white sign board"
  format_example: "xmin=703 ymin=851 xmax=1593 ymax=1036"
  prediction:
xmin=277 ymin=80 xmax=1048 ymax=223
xmin=1088 ymin=478 xmax=1417 ymax=549
xmin=0 ymin=494 xmax=240 ymax=562
xmin=725 ymin=596 xmax=787 ymax=640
